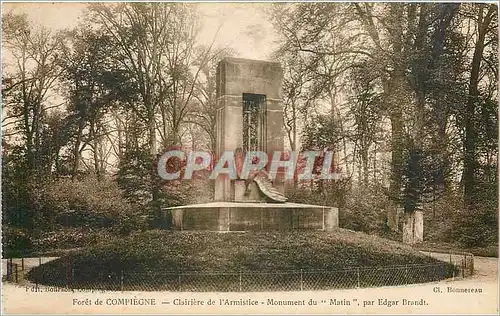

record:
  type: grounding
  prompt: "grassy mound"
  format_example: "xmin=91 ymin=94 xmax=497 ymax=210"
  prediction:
xmin=28 ymin=229 xmax=455 ymax=291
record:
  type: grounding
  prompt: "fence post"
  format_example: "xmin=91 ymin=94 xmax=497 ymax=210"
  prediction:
xmin=462 ymin=259 xmax=465 ymax=278
xmin=21 ymin=257 xmax=24 ymax=271
xmin=300 ymin=269 xmax=303 ymax=291
xmin=6 ymin=260 xmax=11 ymax=281
xmin=356 ymin=267 xmax=360 ymax=288
xmin=239 ymin=271 xmax=242 ymax=292
xmin=8 ymin=258 xmax=13 ymax=281
xmin=471 ymin=254 xmax=474 ymax=275
xmin=39 ymin=257 xmax=42 ymax=266
xmin=120 ymin=270 xmax=124 ymax=292
xmin=405 ymin=265 xmax=408 ymax=285
xmin=15 ymin=264 xmax=19 ymax=283
xmin=66 ymin=261 xmax=69 ymax=289
xmin=178 ymin=273 xmax=182 ymax=292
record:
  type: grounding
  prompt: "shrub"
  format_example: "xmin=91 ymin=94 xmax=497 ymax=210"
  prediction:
xmin=422 ymin=187 xmax=498 ymax=249
xmin=38 ymin=177 xmax=147 ymax=233
xmin=454 ymin=201 xmax=498 ymax=248
xmin=36 ymin=227 xmax=115 ymax=252
xmin=422 ymin=191 xmax=461 ymax=243
xmin=342 ymin=186 xmax=389 ymax=233
xmin=2 ymin=226 xmax=33 ymax=257
xmin=287 ymin=184 xmax=389 ymax=234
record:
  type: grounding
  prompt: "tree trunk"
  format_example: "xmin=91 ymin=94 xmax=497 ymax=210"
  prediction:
xmin=72 ymin=115 xmax=86 ymax=180
xmin=387 ymin=95 xmax=404 ymax=232
xmin=91 ymin=120 xmax=103 ymax=181
xmin=464 ymin=4 xmax=494 ymax=208
xmin=149 ymin=111 xmax=158 ymax=171
xmin=402 ymin=4 xmax=427 ymax=244
xmin=292 ymin=100 xmax=298 ymax=189
xmin=361 ymin=145 xmax=369 ymax=187
xmin=149 ymin=108 xmax=164 ymax=226
xmin=386 ymin=4 xmax=405 ymax=232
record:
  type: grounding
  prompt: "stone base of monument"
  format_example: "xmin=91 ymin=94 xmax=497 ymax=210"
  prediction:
xmin=164 ymin=202 xmax=339 ymax=232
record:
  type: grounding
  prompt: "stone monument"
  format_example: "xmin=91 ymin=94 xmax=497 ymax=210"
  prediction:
xmin=165 ymin=57 xmax=339 ymax=231
xmin=214 ymin=57 xmax=286 ymax=202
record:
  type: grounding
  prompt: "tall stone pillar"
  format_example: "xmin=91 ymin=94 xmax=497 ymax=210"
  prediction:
xmin=214 ymin=58 xmax=284 ymax=201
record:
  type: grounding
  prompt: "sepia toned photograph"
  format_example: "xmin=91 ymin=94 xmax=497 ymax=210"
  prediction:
xmin=1 ymin=1 xmax=498 ymax=314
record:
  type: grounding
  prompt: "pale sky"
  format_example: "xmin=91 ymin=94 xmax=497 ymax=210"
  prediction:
xmin=0 ymin=2 xmax=357 ymax=176
xmin=2 ymin=2 xmax=279 ymax=61
xmin=1 ymin=2 xmax=284 ymax=166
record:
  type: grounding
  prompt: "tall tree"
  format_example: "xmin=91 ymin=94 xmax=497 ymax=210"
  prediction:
xmin=90 ymin=3 xmax=187 ymax=214
xmin=463 ymin=3 xmax=497 ymax=208
xmin=346 ymin=62 xmax=382 ymax=187
xmin=90 ymin=3 xmax=221 ymax=219
xmin=186 ymin=46 xmax=235 ymax=153
xmin=2 ymin=12 xmax=64 ymax=177
xmin=2 ymin=12 xmax=65 ymax=231
xmin=268 ymin=3 xmax=491 ymax=243
xmin=61 ymin=27 xmax=121 ymax=180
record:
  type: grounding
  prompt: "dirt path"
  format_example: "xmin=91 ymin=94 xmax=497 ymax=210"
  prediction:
xmin=470 ymin=256 xmax=498 ymax=281
xmin=421 ymin=251 xmax=497 ymax=281
xmin=2 ymin=257 xmax=58 ymax=277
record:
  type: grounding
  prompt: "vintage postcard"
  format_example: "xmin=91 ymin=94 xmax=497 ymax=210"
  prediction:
xmin=1 ymin=1 xmax=498 ymax=315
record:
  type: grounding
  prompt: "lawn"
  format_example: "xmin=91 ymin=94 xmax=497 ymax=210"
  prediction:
xmin=27 ymin=229 xmax=456 ymax=291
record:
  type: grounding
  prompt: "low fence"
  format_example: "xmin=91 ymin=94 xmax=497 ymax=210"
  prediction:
xmin=33 ymin=263 xmax=456 ymax=292
xmin=418 ymin=249 xmax=474 ymax=278
xmin=3 ymin=257 xmax=52 ymax=283
xmin=3 ymin=257 xmax=471 ymax=292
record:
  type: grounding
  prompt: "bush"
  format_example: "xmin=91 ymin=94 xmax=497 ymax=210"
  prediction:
xmin=36 ymin=177 xmax=149 ymax=235
xmin=287 ymin=184 xmax=389 ymax=234
xmin=422 ymin=187 xmax=498 ymax=250
xmin=454 ymin=202 xmax=498 ymax=248
xmin=285 ymin=185 xmax=327 ymax=206
xmin=2 ymin=226 xmax=33 ymax=257
xmin=36 ymin=227 xmax=115 ymax=252
xmin=342 ymin=186 xmax=390 ymax=233
xmin=3 ymin=177 xmax=150 ymax=256
xmin=422 ymin=191 xmax=462 ymax=243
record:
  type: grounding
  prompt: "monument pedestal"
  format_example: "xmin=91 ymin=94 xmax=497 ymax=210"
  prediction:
xmin=165 ymin=202 xmax=339 ymax=232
